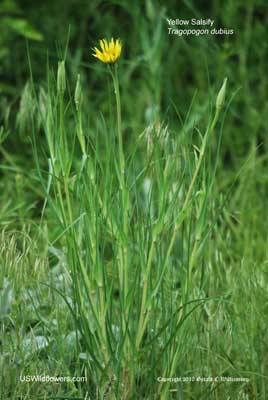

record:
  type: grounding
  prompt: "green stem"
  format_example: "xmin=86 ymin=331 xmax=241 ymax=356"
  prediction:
xmin=59 ymin=94 xmax=66 ymax=170
xmin=112 ymin=64 xmax=125 ymax=179
xmin=110 ymin=64 xmax=129 ymax=299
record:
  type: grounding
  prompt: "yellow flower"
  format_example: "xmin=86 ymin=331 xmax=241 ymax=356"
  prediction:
xmin=92 ymin=38 xmax=122 ymax=63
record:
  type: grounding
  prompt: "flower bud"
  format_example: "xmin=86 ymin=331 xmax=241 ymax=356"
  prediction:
xmin=146 ymin=0 xmax=155 ymax=21
xmin=74 ymin=74 xmax=83 ymax=111
xmin=216 ymin=77 xmax=227 ymax=110
xmin=57 ymin=61 xmax=66 ymax=95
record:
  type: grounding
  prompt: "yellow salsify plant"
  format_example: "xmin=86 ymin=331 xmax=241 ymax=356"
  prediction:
xmin=92 ymin=37 xmax=127 ymax=285
xmin=92 ymin=37 xmax=127 ymax=287
xmin=92 ymin=37 xmax=131 ymax=363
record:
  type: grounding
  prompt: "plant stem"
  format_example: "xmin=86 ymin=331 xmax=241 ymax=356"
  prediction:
xmin=110 ymin=64 xmax=129 ymax=301
xmin=59 ymin=94 xmax=66 ymax=171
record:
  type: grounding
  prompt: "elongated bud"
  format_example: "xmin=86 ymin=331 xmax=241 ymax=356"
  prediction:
xmin=216 ymin=77 xmax=227 ymax=110
xmin=57 ymin=61 xmax=66 ymax=95
xmin=145 ymin=0 xmax=155 ymax=21
xmin=75 ymin=74 xmax=83 ymax=111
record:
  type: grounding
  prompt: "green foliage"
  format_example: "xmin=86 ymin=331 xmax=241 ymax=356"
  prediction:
xmin=1 ymin=17 xmax=43 ymax=41
xmin=0 ymin=0 xmax=43 ymax=96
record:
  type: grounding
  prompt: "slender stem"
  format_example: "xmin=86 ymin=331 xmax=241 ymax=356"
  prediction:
xmin=136 ymin=233 xmax=156 ymax=348
xmin=109 ymin=64 xmax=132 ymax=377
xmin=110 ymin=64 xmax=129 ymax=299
xmin=59 ymin=94 xmax=66 ymax=170
xmin=111 ymin=64 xmax=125 ymax=180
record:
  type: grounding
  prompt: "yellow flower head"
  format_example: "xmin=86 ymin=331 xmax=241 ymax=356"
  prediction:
xmin=92 ymin=38 xmax=122 ymax=63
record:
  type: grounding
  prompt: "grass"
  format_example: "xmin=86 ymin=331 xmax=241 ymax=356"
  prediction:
xmin=1 ymin=1 xmax=268 ymax=399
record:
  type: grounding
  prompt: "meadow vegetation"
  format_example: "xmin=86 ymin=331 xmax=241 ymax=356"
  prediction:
xmin=0 ymin=0 xmax=268 ymax=399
